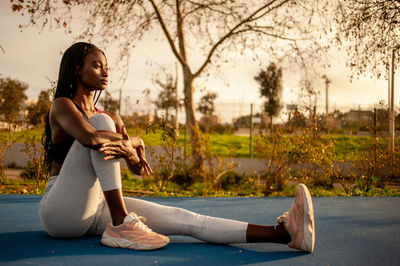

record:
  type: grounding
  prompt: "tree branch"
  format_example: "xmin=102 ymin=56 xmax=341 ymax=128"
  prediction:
xmin=148 ymin=0 xmax=187 ymax=67
xmin=193 ymin=0 xmax=290 ymax=78
xmin=234 ymin=27 xmax=300 ymax=42
xmin=183 ymin=0 xmax=233 ymax=19
xmin=176 ymin=0 xmax=187 ymax=62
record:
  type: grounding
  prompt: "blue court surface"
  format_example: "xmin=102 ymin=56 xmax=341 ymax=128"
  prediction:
xmin=0 ymin=195 xmax=399 ymax=265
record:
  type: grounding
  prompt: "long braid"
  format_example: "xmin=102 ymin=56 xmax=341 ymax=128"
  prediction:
xmin=43 ymin=42 xmax=106 ymax=172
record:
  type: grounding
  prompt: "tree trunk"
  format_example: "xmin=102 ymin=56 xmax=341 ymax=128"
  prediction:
xmin=182 ymin=67 xmax=204 ymax=168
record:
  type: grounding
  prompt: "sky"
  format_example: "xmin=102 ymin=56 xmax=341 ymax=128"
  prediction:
xmin=0 ymin=1 xmax=398 ymax=123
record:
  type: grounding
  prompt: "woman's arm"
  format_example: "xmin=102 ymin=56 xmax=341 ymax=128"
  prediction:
xmin=51 ymin=97 xmax=123 ymax=147
xmin=52 ymin=97 xmax=152 ymax=175
xmin=99 ymin=126 xmax=153 ymax=175
xmin=100 ymin=111 xmax=153 ymax=175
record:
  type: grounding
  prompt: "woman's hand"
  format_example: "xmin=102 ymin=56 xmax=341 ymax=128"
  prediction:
xmin=133 ymin=142 xmax=154 ymax=176
xmin=99 ymin=126 xmax=153 ymax=175
xmin=99 ymin=126 xmax=135 ymax=161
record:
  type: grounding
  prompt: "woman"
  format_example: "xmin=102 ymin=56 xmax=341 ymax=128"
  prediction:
xmin=39 ymin=42 xmax=315 ymax=252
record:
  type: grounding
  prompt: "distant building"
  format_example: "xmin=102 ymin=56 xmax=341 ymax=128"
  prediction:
xmin=326 ymin=115 xmax=342 ymax=130
xmin=199 ymin=115 xmax=221 ymax=127
xmin=233 ymin=113 xmax=265 ymax=128
xmin=376 ymin=108 xmax=389 ymax=130
xmin=342 ymin=109 xmax=373 ymax=128
xmin=127 ymin=113 xmax=155 ymax=126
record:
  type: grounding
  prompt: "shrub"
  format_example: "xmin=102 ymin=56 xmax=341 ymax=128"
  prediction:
xmin=20 ymin=138 xmax=48 ymax=185
xmin=349 ymin=136 xmax=400 ymax=192
xmin=0 ymin=127 xmax=17 ymax=178
xmin=170 ymin=165 xmax=197 ymax=189
xmin=216 ymin=171 xmax=247 ymax=190
xmin=145 ymin=117 xmax=183 ymax=192
xmin=255 ymin=125 xmax=337 ymax=195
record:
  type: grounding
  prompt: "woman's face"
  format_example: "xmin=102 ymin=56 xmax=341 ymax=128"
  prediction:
xmin=76 ymin=50 xmax=108 ymax=91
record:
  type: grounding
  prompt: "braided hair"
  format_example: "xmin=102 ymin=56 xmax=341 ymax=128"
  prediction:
xmin=43 ymin=42 xmax=105 ymax=171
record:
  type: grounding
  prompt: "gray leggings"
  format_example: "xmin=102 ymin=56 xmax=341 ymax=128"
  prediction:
xmin=39 ymin=113 xmax=247 ymax=243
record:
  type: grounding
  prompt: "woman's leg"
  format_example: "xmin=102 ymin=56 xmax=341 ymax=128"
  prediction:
xmin=87 ymin=114 xmax=128 ymax=226
xmin=93 ymin=196 xmax=290 ymax=244
xmin=247 ymin=224 xmax=291 ymax=244
xmin=39 ymin=113 xmax=127 ymax=237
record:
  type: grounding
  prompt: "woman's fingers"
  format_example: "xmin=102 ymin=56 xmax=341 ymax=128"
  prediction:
xmin=103 ymin=150 xmax=121 ymax=156
xmin=103 ymin=155 xmax=116 ymax=160
xmin=100 ymin=143 xmax=121 ymax=149
xmin=136 ymin=146 xmax=145 ymax=159
xmin=100 ymin=145 xmax=127 ymax=160
xmin=143 ymin=162 xmax=153 ymax=175
xmin=122 ymin=125 xmax=129 ymax=139
xmin=142 ymin=162 xmax=150 ymax=175
xmin=133 ymin=145 xmax=153 ymax=175
xmin=139 ymin=154 xmax=153 ymax=175
xmin=100 ymin=147 xmax=122 ymax=154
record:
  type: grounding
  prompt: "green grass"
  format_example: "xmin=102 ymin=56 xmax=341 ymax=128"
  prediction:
xmin=2 ymin=173 xmax=398 ymax=196
xmin=126 ymin=129 xmax=252 ymax=157
xmin=0 ymin=176 xmax=46 ymax=195
xmin=137 ymin=131 xmax=374 ymax=160
xmin=0 ymin=128 xmax=43 ymax=143
xmin=0 ymin=127 xmax=388 ymax=160
xmin=324 ymin=135 xmax=370 ymax=160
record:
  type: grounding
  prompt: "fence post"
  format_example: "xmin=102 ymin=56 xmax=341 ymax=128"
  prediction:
xmin=250 ymin=103 xmax=253 ymax=159
xmin=184 ymin=123 xmax=187 ymax=159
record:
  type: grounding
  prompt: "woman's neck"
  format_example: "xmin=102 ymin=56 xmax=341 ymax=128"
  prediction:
xmin=72 ymin=87 xmax=96 ymax=113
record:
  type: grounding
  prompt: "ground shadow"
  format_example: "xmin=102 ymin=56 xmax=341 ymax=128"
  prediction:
xmin=0 ymin=231 xmax=306 ymax=265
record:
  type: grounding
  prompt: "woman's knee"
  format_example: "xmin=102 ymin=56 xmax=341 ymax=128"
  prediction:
xmin=88 ymin=113 xmax=116 ymax=132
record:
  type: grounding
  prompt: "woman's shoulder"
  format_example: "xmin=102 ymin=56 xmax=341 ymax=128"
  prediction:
xmin=50 ymin=97 xmax=78 ymax=119
xmin=51 ymin=97 xmax=75 ymax=110
xmin=53 ymin=97 xmax=73 ymax=105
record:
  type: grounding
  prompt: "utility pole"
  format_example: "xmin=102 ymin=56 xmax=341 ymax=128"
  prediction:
xmin=322 ymin=75 xmax=331 ymax=116
xmin=389 ymin=46 xmax=400 ymax=153
xmin=389 ymin=48 xmax=395 ymax=153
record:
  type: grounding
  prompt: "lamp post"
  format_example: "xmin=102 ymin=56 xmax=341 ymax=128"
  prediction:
xmin=389 ymin=45 xmax=400 ymax=153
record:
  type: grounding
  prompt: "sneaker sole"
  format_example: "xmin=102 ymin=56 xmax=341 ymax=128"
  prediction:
xmin=101 ymin=232 xmax=169 ymax=251
xmin=298 ymin=183 xmax=315 ymax=253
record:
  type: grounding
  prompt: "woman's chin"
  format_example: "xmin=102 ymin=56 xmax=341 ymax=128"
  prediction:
xmin=96 ymin=86 xmax=107 ymax=91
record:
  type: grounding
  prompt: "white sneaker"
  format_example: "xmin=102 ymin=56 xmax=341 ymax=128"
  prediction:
xmin=277 ymin=183 xmax=315 ymax=252
xmin=101 ymin=213 xmax=169 ymax=250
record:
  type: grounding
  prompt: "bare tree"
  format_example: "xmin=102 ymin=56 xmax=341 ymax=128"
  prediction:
xmin=153 ymin=74 xmax=180 ymax=125
xmin=197 ymin=92 xmax=217 ymax=117
xmin=334 ymin=0 xmax=400 ymax=78
xmin=11 ymin=0 xmax=329 ymax=167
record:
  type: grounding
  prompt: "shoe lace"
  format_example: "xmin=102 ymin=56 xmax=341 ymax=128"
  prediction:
xmin=275 ymin=211 xmax=288 ymax=229
xmin=131 ymin=216 xmax=152 ymax=233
